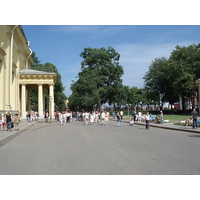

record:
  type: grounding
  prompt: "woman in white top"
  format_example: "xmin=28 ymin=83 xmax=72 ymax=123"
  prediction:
xmin=145 ymin=112 xmax=150 ymax=129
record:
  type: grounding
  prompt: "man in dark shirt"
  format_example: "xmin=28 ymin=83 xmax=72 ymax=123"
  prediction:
xmin=191 ymin=108 xmax=198 ymax=129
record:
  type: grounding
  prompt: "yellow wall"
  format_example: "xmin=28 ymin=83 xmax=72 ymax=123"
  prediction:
xmin=0 ymin=25 xmax=33 ymax=113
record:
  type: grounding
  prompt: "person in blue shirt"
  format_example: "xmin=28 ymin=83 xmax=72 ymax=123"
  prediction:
xmin=191 ymin=108 xmax=198 ymax=129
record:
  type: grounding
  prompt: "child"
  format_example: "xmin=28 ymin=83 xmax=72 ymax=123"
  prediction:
xmin=129 ymin=117 xmax=134 ymax=126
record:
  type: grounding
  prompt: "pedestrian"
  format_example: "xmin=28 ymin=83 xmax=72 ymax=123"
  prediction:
xmin=129 ymin=117 xmax=134 ymax=126
xmin=94 ymin=112 xmax=99 ymax=123
xmin=27 ymin=111 xmax=31 ymax=125
xmin=145 ymin=112 xmax=150 ymax=129
xmin=117 ymin=112 xmax=121 ymax=127
xmin=83 ymin=112 xmax=89 ymax=125
xmin=191 ymin=108 xmax=198 ymax=129
xmin=60 ymin=111 xmax=66 ymax=125
xmin=6 ymin=112 xmax=12 ymax=131
xmin=160 ymin=111 xmax=163 ymax=124
xmin=1 ymin=114 xmax=6 ymax=131
xmin=90 ymin=112 xmax=94 ymax=124
xmin=66 ymin=111 xmax=71 ymax=123
xmin=132 ymin=111 xmax=136 ymax=121
xmin=112 ymin=111 xmax=115 ymax=119
xmin=0 ymin=114 xmax=2 ymax=131
xmin=44 ymin=111 xmax=49 ymax=122
xmin=14 ymin=114 xmax=20 ymax=131
xmin=101 ymin=111 xmax=106 ymax=126
xmin=120 ymin=110 xmax=123 ymax=120
xmin=75 ymin=112 xmax=79 ymax=122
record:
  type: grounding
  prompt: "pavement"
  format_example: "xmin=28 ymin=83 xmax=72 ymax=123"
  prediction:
xmin=0 ymin=117 xmax=200 ymax=147
xmin=0 ymin=120 xmax=38 ymax=147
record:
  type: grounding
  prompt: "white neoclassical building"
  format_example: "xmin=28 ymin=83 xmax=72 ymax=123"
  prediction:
xmin=0 ymin=25 xmax=57 ymax=119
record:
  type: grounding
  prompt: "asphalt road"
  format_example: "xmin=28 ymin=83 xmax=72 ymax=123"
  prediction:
xmin=0 ymin=120 xmax=200 ymax=175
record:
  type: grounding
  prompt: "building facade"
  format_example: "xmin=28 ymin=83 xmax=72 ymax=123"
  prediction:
xmin=0 ymin=25 xmax=57 ymax=119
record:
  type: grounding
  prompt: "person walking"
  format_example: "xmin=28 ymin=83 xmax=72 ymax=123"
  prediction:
xmin=66 ymin=111 xmax=71 ymax=123
xmin=145 ymin=112 xmax=150 ymax=129
xmin=120 ymin=110 xmax=123 ymax=120
xmin=6 ymin=112 xmax=12 ymax=131
xmin=132 ymin=111 xmax=136 ymax=121
xmin=160 ymin=111 xmax=163 ymax=124
xmin=0 ymin=114 xmax=3 ymax=131
xmin=104 ymin=111 xmax=109 ymax=126
xmin=60 ymin=111 xmax=66 ymax=125
xmin=27 ymin=111 xmax=31 ymax=125
xmin=90 ymin=112 xmax=94 ymax=125
xmin=1 ymin=114 xmax=6 ymax=131
xmin=117 ymin=113 xmax=121 ymax=127
xmin=112 ymin=111 xmax=115 ymax=119
xmin=14 ymin=114 xmax=20 ymax=131
xmin=101 ymin=111 xmax=106 ymax=126
xmin=191 ymin=108 xmax=198 ymax=129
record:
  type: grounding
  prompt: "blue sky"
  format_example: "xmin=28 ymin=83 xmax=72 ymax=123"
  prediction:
xmin=22 ymin=25 xmax=200 ymax=97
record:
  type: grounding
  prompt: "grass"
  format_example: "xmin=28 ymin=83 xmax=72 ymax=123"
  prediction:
xmin=163 ymin=115 xmax=189 ymax=123
xmin=123 ymin=114 xmax=190 ymax=123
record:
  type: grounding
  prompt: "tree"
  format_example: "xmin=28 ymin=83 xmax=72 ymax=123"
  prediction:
xmin=68 ymin=47 xmax=124 ymax=111
xmin=31 ymin=52 xmax=42 ymax=67
xmin=43 ymin=62 xmax=67 ymax=111
xmin=168 ymin=44 xmax=200 ymax=110
xmin=30 ymin=52 xmax=67 ymax=111
xmin=143 ymin=57 xmax=169 ymax=109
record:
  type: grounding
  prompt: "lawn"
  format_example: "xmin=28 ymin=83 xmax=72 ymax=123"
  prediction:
xmin=123 ymin=114 xmax=191 ymax=123
xmin=163 ymin=115 xmax=190 ymax=123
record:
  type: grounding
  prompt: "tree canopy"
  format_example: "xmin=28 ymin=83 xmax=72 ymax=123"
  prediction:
xmin=143 ymin=44 xmax=200 ymax=110
xmin=30 ymin=52 xmax=67 ymax=111
xmin=68 ymin=47 xmax=124 ymax=111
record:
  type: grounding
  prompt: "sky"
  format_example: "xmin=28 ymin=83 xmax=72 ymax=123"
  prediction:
xmin=22 ymin=25 xmax=200 ymax=97
xmin=2 ymin=0 xmax=200 ymax=196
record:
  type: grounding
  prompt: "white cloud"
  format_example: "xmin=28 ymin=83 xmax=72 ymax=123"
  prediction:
xmin=63 ymin=40 xmax=200 ymax=96
xmin=115 ymin=41 xmax=197 ymax=88
xmin=52 ymin=25 xmax=127 ymax=37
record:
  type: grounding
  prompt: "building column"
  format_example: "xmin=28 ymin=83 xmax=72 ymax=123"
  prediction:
xmin=49 ymin=84 xmax=54 ymax=121
xmin=38 ymin=84 xmax=44 ymax=118
xmin=21 ymin=84 xmax=26 ymax=118
xmin=27 ymin=88 xmax=31 ymax=111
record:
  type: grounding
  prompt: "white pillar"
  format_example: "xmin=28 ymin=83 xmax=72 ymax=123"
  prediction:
xmin=38 ymin=84 xmax=44 ymax=118
xmin=49 ymin=84 xmax=54 ymax=120
xmin=27 ymin=88 xmax=31 ymax=111
xmin=21 ymin=84 xmax=26 ymax=118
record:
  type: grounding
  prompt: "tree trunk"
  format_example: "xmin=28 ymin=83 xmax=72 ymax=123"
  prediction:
xmin=181 ymin=95 xmax=185 ymax=111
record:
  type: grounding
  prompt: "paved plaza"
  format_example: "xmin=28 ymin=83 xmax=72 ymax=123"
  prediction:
xmin=0 ymin=119 xmax=200 ymax=175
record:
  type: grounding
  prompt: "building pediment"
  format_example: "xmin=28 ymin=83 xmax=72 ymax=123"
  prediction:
xmin=19 ymin=69 xmax=57 ymax=86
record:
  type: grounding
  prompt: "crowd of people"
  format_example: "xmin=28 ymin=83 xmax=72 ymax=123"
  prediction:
xmin=1 ymin=108 xmax=200 ymax=132
xmin=55 ymin=110 xmax=110 ymax=126
xmin=0 ymin=113 xmax=20 ymax=131
xmin=0 ymin=109 xmax=163 ymax=132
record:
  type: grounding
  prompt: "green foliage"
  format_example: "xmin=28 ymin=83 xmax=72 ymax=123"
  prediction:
xmin=143 ymin=44 xmax=200 ymax=110
xmin=30 ymin=52 xmax=67 ymax=111
xmin=68 ymin=47 xmax=124 ymax=111
xmin=167 ymin=44 xmax=200 ymax=110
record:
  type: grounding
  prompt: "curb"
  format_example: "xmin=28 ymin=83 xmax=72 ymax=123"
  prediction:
xmin=112 ymin=120 xmax=200 ymax=134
